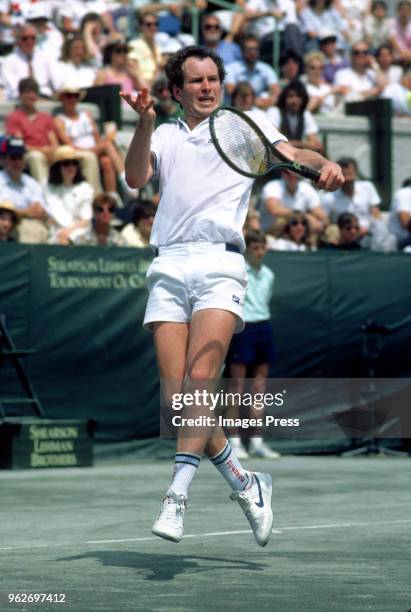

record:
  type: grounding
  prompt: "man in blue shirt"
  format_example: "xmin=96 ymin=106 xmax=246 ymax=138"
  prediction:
xmin=226 ymin=229 xmax=280 ymax=459
xmin=225 ymin=35 xmax=280 ymax=108
xmin=200 ymin=14 xmax=242 ymax=66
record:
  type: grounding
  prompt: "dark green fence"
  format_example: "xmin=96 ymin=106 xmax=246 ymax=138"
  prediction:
xmin=1 ymin=245 xmax=410 ymax=443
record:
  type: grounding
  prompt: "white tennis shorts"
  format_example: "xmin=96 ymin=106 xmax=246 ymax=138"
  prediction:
xmin=143 ymin=242 xmax=247 ymax=333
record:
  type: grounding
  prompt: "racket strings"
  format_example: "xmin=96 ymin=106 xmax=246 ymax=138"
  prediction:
xmin=213 ymin=112 xmax=270 ymax=175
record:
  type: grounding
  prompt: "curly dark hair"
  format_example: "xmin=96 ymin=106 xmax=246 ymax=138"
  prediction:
xmin=277 ymin=79 xmax=309 ymax=113
xmin=49 ymin=160 xmax=84 ymax=186
xmin=165 ymin=46 xmax=226 ymax=102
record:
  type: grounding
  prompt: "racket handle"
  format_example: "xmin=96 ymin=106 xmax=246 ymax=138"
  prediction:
xmin=293 ymin=163 xmax=321 ymax=183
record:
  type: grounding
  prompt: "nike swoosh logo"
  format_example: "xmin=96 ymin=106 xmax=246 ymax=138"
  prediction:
xmin=254 ymin=475 xmax=264 ymax=508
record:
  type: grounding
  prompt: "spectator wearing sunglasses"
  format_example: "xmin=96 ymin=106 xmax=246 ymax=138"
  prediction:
xmin=320 ymin=212 xmax=363 ymax=249
xmin=94 ymin=41 xmax=147 ymax=103
xmin=44 ymin=146 xmax=94 ymax=245
xmin=71 ymin=193 xmax=126 ymax=245
xmin=266 ymin=211 xmax=313 ymax=251
xmin=1 ymin=23 xmax=59 ymax=100
xmin=0 ymin=138 xmax=48 ymax=243
xmin=128 ymin=13 xmax=163 ymax=87
xmin=333 ymin=42 xmax=385 ymax=102
xmin=200 ymin=14 xmax=242 ymax=66
xmin=121 ymin=199 xmax=156 ymax=247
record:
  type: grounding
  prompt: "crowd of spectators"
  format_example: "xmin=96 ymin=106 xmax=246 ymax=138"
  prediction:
xmin=0 ymin=0 xmax=410 ymax=250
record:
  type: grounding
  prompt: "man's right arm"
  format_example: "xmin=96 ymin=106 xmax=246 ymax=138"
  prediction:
xmin=120 ymin=89 xmax=156 ymax=189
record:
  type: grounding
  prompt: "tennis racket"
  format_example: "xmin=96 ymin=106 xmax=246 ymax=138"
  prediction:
xmin=209 ymin=106 xmax=321 ymax=183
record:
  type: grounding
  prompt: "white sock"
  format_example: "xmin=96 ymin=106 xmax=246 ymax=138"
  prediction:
xmin=209 ymin=442 xmax=251 ymax=491
xmin=167 ymin=452 xmax=201 ymax=498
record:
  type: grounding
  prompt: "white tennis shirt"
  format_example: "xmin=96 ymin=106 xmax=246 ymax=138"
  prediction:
xmin=149 ymin=112 xmax=286 ymax=252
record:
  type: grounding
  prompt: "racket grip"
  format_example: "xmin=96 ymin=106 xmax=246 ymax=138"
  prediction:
xmin=295 ymin=163 xmax=321 ymax=183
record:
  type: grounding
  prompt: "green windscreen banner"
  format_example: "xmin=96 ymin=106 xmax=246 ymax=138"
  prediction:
xmin=0 ymin=245 xmax=410 ymax=445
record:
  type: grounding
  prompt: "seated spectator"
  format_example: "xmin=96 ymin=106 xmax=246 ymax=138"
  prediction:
xmin=152 ymin=76 xmax=183 ymax=127
xmin=388 ymin=179 xmax=411 ymax=250
xmin=81 ymin=12 xmax=115 ymax=68
xmin=71 ymin=192 xmax=126 ymax=245
xmin=243 ymin=210 xmax=262 ymax=234
xmin=374 ymin=44 xmax=404 ymax=85
xmin=200 ymin=13 xmax=242 ymax=65
xmin=0 ymin=138 xmax=48 ymax=243
xmin=135 ymin=0 xmax=187 ymax=39
xmin=318 ymin=31 xmax=350 ymax=84
xmin=56 ymin=34 xmax=98 ymax=91
xmin=261 ymin=169 xmax=327 ymax=235
xmin=121 ymin=199 xmax=156 ymax=247
xmin=363 ymin=0 xmax=393 ymax=51
xmin=57 ymin=0 xmax=116 ymax=37
xmin=266 ymin=211 xmax=313 ymax=251
xmin=225 ymin=35 xmax=280 ymax=109
xmin=230 ymin=81 xmax=269 ymax=123
xmin=44 ymin=146 xmax=94 ymax=245
xmin=334 ymin=41 xmax=385 ymax=102
xmin=303 ymin=50 xmax=341 ymax=113
xmin=1 ymin=23 xmax=59 ymax=100
xmin=321 ymin=157 xmax=381 ymax=235
xmin=54 ymin=83 xmax=126 ymax=196
xmin=337 ymin=0 xmax=370 ymax=45
xmin=389 ymin=0 xmax=411 ymax=65
xmin=94 ymin=40 xmax=147 ymax=102
xmin=267 ymin=80 xmax=323 ymax=152
xmin=25 ymin=3 xmax=64 ymax=62
xmin=5 ymin=77 xmax=60 ymax=183
xmin=243 ymin=0 xmax=304 ymax=62
xmin=0 ymin=200 xmax=20 ymax=242
xmin=279 ymin=50 xmax=304 ymax=85
xmin=382 ymin=71 xmax=411 ymax=115
xmin=320 ymin=212 xmax=363 ymax=249
xmin=128 ymin=13 xmax=163 ymax=87
xmin=299 ymin=0 xmax=349 ymax=53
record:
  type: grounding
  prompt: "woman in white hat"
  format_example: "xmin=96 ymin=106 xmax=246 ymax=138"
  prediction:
xmin=43 ymin=146 xmax=94 ymax=245
xmin=54 ymin=82 xmax=126 ymax=196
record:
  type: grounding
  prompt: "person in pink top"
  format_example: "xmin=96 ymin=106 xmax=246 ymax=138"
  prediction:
xmin=5 ymin=77 xmax=60 ymax=182
xmin=94 ymin=41 xmax=147 ymax=102
xmin=389 ymin=0 xmax=411 ymax=64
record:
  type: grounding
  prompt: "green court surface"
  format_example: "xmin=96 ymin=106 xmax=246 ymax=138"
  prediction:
xmin=1 ymin=456 xmax=410 ymax=612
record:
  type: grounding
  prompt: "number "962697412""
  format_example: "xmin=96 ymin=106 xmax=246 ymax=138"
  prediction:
xmin=8 ymin=593 xmax=66 ymax=604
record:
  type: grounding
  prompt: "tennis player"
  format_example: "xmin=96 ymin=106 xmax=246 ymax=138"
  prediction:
xmin=121 ymin=46 xmax=344 ymax=546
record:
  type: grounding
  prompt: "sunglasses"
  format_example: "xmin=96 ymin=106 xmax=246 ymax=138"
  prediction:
xmin=63 ymin=92 xmax=80 ymax=99
xmin=353 ymin=49 xmax=369 ymax=56
xmin=204 ymin=24 xmax=221 ymax=30
xmin=143 ymin=21 xmax=158 ymax=27
xmin=342 ymin=225 xmax=360 ymax=231
xmin=8 ymin=153 xmax=24 ymax=160
xmin=307 ymin=65 xmax=323 ymax=69
xmin=113 ymin=46 xmax=128 ymax=53
xmin=290 ymin=220 xmax=307 ymax=227
xmin=60 ymin=159 xmax=78 ymax=167
xmin=95 ymin=205 xmax=115 ymax=213
xmin=20 ymin=35 xmax=36 ymax=41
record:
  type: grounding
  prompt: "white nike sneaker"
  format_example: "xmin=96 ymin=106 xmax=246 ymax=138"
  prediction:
xmin=230 ymin=472 xmax=273 ymax=546
xmin=248 ymin=440 xmax=281 ymax=459
xmin=152 ymin=491 xmax=187 ymax=543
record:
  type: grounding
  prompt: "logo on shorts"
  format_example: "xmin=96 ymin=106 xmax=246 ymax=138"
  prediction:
xmin=232 ymin=295 xmax=240 ymax=304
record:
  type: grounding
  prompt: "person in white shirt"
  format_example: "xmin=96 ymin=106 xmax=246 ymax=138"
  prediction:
xmin=267 ymin=79 xmax=323 ymax=153
xmin=388 ymin=181 xmax=411 ymax=250
xmin=1 ymin=23 xmax=59 ymax=99
xmin=321 ymin=157 xmax=381 ymax=234
xmin=334 ymin=41 xmax=385 ymax=102
xmin=121 ymin=45 xmax=344 ymax=547
xmin=25 ymin=4 xmax=64 ymax=63
xmin=261 ymin=169 xmax=327 ymax=235
xmin=121 ymin=199 xmax=156 ymax=247
xmin=266 ymin=211 xmax=313 ymax=251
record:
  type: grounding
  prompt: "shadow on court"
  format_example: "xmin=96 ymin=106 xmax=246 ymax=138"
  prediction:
xmin=54 ymin=551 xmax=266 ymax=581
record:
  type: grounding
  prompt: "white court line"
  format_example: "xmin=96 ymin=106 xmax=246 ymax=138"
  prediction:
xmin=0 ymin=519 xmax=410 ymax=553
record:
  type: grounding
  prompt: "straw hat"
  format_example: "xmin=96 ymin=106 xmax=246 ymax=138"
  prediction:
xmin=50 ymin=146 xmax=80 ymax=167
xmin=0 ymin=200 xmax=20 ymax=225
xmin=56 ymin=82 xmax=86 ymax=101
